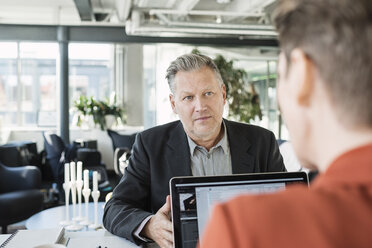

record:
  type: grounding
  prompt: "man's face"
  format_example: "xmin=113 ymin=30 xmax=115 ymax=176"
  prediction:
xmin=170 ymin=66 xmax=226 ymax=142
xmin=277 ymin=52 xmax=313 ymax=168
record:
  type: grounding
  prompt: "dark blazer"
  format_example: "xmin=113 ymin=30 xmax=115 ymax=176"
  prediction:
xmin=103 ymin=119 xmax=285 ymax=244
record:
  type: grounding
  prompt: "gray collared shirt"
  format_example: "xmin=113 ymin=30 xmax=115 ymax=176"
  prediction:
xmin=135 ymin=122 xmax=233 ymax=241
xmin=187 ymin=121 xmax=232 ymax=176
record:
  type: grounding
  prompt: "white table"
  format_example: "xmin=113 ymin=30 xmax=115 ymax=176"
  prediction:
xmin=65 ymin=230 xmax=140 ymax=247
xmin=0 ymin=234 xmax=10 ymax=244
xmin=0 ymin=230 xmax=141 ymax=248
xmin=16 ymin=203 xmax=160 ymax=248
xmin=26 ymin=202 xmax=105 ymax=230
xmin=0 ymin=230 xmax=162 ymax=247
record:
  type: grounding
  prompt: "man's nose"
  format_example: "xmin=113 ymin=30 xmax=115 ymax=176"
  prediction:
xmin=195 ymin=97 xmax=207 ymax=112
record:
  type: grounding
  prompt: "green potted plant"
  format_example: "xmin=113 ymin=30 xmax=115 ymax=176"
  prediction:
xmin=72 ymin=94 xmax=126 ymax=130
xmin=192 ymin=49 xmax=262 ymax=123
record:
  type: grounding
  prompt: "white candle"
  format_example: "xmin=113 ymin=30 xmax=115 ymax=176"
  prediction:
xmin=70 ymin=162 xmax=76 ymax=182
xmin=84 ymin=169 xmax=89 ymax=189
xmin=77 ymin=161 xmax=82 ymax=182
xmin=64 ymin=163 xmax=70 ymax=183
xmin=93 ymin=171 xmax=98 ymax=192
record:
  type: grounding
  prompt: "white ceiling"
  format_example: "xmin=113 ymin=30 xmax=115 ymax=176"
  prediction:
xmin=0 ymin=0 xmax=277 ymax=38
xmin=0 ymin=0 xmax=80 ymax=25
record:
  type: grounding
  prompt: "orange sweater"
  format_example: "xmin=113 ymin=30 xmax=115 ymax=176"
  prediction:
xmin=200 ymin=144 xmax=372 ymax=248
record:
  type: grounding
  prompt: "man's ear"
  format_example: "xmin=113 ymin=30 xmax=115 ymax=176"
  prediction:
xmin=290 ymin=49 xmax=315 ymax=106
xmin=169 ymin=94 xmax=177 ymax=114
xmin=221 ymin=84 xmax=227 ymax=104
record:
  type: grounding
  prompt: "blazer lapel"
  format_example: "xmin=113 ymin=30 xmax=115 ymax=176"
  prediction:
xmin=166 ymin=121 xmax=192 ymax=177
xmin=225 ymin=120 xmax=255 ymax=174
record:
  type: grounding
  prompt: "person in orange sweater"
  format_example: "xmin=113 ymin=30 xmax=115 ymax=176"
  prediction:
xmin=200 ymin=0 xmax=372 ymax=247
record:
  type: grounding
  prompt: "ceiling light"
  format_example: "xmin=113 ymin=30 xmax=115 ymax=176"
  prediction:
xmin=216 ymin=0 xmax=231 ymax=3
xmin=216 ymin=16 xmax=222 ymax=23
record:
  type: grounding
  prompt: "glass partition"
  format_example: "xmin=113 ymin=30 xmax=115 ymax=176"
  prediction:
xmin=0 ymin=42 xmax=58 ymax=127
xmin=20 ymin=42 xmax=58 ymax=126
xmin=69 ymin=43 xmax=114 ymax=103
xmin=0 ymin=42 xmax=17 ymax=126
xmin=0 ymin=42 xmax=117 ymax=128
xmin=0 ymin=41 xmax=288 ymax=139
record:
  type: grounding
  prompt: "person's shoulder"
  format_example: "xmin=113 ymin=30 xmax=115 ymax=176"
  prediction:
xmin=209 ymin=186 xmax=307 ymax=237
xmin=205 ymin=182 xmax=372 ymax=247
xmin=225 ymin=119 xmax=274 ymax=137
xmin=225 ymin=185 xmax=308 ymax=209
xmin=139 ymin=120 xmax=181 ymax=139
xmin=203 ymin=186 xmax=323 ymax=247
xmin=219 ymin=185 xmax=329 ymax=228
xmin=202 ymin=186 xmax=312 ymax=245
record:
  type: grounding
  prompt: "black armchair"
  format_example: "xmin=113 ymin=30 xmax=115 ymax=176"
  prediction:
xmin=43 ymin=132 xmax=111 ymax=199
xmin=0 ymin=141 xmax=39 ymax=167
xmin=43 ymin=131 xmax=78 ymax=182
xmin=107 ymin=129 xmax=137 ymax=177
xmin=0 ymin=163 xmax=43 ymax=234
xmin=107 ymin=129 xmax=137 ymax=151
xmin=43 ymin=132 xmax=105 ymax=181
xmin=76 ymin=148 xmax=111 ymax=189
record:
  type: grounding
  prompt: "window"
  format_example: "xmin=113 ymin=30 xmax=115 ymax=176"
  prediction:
xmin=69 ymin=43 xmax=116 ymax=127
xmin=0 ymin=42 xmax=117 ymax=128
xmin=0 ymin=42 xmax=58 ymax=127
xmin=0 ymin=42 xmax=17 ymax=126
xmin=20 ymin=42 xmax=58 ymax=126
xmin=69 ymin=43 xmax=114 ymax=103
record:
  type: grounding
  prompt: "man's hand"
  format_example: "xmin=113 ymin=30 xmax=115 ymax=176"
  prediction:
xmin=142 ymin=195 xmax=173 ymax=248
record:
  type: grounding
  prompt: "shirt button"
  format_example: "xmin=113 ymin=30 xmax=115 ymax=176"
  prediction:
xmin=207 ymin=154 xmax=210 ymax=159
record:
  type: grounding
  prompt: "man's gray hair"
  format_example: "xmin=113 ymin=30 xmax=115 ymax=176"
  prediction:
xmin=165 ymin=53 xmax=224 ymax=93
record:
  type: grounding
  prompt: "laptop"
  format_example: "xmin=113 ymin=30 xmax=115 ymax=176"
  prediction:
xmin=170 ymin=172 xmax=309 ymax=248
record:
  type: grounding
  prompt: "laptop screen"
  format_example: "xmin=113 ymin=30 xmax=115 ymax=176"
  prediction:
xmin=170 ymin=172 xmax=308 ymax=248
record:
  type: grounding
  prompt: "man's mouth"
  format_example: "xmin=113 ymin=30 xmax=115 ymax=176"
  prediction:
xmin=195 ymin=116 xmax=211 ymax=121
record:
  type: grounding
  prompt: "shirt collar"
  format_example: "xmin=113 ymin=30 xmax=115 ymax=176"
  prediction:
xmin=187 ymin=120 xmax=229 ymax=156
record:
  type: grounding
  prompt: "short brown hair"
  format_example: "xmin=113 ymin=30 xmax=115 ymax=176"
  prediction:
xmin=273 ymin=0 xmax=372 ymax=128
xmin=166 ymin=53 xmax=223 ymax=94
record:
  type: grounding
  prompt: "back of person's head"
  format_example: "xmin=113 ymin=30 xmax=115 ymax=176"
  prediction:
xmin=166 ymin=53 xmax=223 ymax=93
xmin=273 ymin=0 xmax=372 ymax=128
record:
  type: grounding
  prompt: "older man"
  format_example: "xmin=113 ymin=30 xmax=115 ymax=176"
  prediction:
xmin=103 ymin=53 xmax=285 ymax=247
xmin=200 ymin=0 xmax=372 ymax=247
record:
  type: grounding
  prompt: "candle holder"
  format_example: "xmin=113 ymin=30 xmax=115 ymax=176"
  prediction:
xmin=88 ymin=190 xmax=101 ymax=230
xmin=80 ymin=187 xmax=91 ymax=226
xmin=59 ymin=182 xmax=72 ymax=226
xmin=65 ymin=180 xmax=83 ymax=231
xmin=75 ymin=179 xmax=84 ymax=221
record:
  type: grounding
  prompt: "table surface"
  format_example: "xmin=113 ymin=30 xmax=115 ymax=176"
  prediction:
xmin=11 ymin=202 xmax=159 ymax=247
xmin=0 ymin=226 xmax=160 ymax=248
xmin=0 ymin=230 xmax=142 ymax=248
xmin=0 ymin=234 xmax=10 ymax=245
xmin=26 ymin=202 xmax=105 ymax=230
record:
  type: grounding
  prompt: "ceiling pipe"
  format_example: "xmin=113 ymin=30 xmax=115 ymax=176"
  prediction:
xmin=155 ymin=12 xmax=275 ymax=30
xmin=73 ymin=0 xmax=95 ymax=21
xmin=176 ymin=0 xmax=200 ymax=12
xmin=224 ymin=0 xmax=276 ymax=22
xmin=125 ymin=22 xmax=277 ymax=37
xmin=126 ymin=9 xmax=277 ymax=37
xmin=149 ymin=9 xmax=262 ymax=17
xmin=115 ymin=0 xmax=132 ymax=22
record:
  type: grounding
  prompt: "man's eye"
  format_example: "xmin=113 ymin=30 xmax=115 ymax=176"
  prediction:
xmin=205 ymin=92 xmax=213 ymax=96
xmin=183 ymin=96 xmax=193 ymax=101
